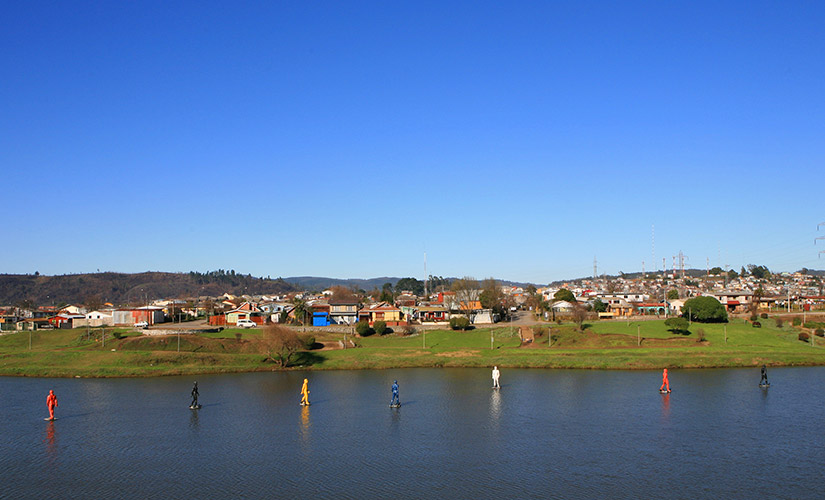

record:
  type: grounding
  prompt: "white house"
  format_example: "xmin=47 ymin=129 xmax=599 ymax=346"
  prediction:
xmin=551 ymin=300 xmax=575 ymax=313
xmin=85 ymin=310 xmax=114 ymax=327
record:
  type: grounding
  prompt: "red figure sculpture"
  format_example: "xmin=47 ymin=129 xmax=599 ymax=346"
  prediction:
xmin=660 ymin=369 xmax=671 ymax=393
xmin=46 ymin=390 xmax=58 ymax=420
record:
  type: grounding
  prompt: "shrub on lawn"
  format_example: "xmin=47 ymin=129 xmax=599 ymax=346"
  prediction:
xmin=665 ymin=317 xmax=690 ymax=334
xmin=298 ymin=334 xmax=316 ymax=349
xmin=449 ymin=317 xmax=471 ymax=331
xmin=799 ymin=332 xmax=810 ymax=342
xmin=355 ymin=321 xmax=374 ymax=337
xmin=374 ymin=320 xmax=388 ymax=336
xmin=752 ymin=321 xmax=761 ymax=328
xmin=398 ymin=325 xmax=416 ymax=336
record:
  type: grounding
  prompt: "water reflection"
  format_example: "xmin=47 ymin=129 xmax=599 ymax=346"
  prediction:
xmin=390 ymin=405 xmax=401 ymax=427
xmin=189 ymin=409 xmax=199 ymax=431
xmin=490 ymin=389 xmax=501 ymax=424
xmin=660 ymin=392 xmax=670 ymax=420
xmin=300 ymin=405 xmax=311 ymax=444
xmin=44 ymin=420 xmax=57 ymax=463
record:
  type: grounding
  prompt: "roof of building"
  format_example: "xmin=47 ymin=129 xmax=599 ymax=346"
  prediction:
xmin=328 ymin=298 xmax=359 ymax=305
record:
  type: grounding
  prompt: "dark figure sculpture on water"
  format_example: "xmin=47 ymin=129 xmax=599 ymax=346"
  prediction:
xmin=390 ymin=380 xmax=400 ymax=407
xmin=190 ymin=382 xmax=199 ymax=408
xmin=760 ymin=365 xmax=769 ymax=386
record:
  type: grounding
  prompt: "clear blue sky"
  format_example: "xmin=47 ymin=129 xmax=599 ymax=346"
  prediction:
xmin=2 ymin=1 xmax=824 ymax=284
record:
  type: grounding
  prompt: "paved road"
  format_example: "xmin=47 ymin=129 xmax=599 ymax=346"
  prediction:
xmin=501 ymin=310 xmax=540 ymax=326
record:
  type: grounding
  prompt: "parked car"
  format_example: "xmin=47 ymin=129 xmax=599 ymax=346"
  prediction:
xmin=236 ymin=319 xmax=257 ymax=328
xmin=134 ymin=321 xmax=149 ymax=329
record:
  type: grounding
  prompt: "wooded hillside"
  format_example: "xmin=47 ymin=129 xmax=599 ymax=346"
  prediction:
xmin=0 ymin=271 xmax=297 ymax=306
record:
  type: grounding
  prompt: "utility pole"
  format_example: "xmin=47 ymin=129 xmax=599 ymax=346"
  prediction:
xmin=424 ymin=251 xmax=428 ymax=299
xmin=663 ymin=288 xmax=668 ymax=318
xmin=637 ymin=324 xmax=640 ymax=347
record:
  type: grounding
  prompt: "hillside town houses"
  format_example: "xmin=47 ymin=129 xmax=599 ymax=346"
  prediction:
xmin=1 ymin=268 xmax=824 ymax=332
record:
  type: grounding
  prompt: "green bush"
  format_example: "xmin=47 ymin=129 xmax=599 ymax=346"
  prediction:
xmin=793 ymin=317 xmax=801 ymax=326
xmin=682 ymin=296 xmax=728 ymax=323
xmin=760 ymin=313 xmax=768 ymax=319
xmin=750 ymin=315 xmax=758 ymax=322
xmin=298 ymin=334 xmax=316 ymax=349
xmin=775 ymin=317 xmax=784 ymax=328
xmin=696 ymin=328 xmax=706 ymax=342
xmin=374 ymin=320 xmax=388 ymax=336
xmin=816 ymin=328 xmax=825 ymax=337
xmin=664 ymin=317 xmax=690 ymax=334
xmin=355 ymin=321 xmax=374 ymax=337
xmin=449 ymin=316 xmax=471 ymax=331
xmin=799 ymin=332 xmax=810 ymax=342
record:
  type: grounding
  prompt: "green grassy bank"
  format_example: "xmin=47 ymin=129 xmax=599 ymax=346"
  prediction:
xmin=1 ymin=318 xmax=824 ymax=377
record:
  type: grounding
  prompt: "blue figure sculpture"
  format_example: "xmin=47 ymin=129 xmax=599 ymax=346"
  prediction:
xmin=390 ymin=380 xmax=400 ymax=407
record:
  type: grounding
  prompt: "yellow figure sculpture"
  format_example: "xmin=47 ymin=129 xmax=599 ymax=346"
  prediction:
xmin=300 ymin=378 xmax=310 ymax=406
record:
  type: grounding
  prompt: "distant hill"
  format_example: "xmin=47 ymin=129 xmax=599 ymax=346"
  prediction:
xmin=283 ymin=276 xmax=539 ymax=291
xmin=0 ymin=272 xmax=297 ymax=306
xmin=283 ymin=276 xmax=403 ymax=292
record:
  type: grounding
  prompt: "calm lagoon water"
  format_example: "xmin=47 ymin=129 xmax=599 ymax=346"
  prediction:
xmin=2 ymin=367 xmax=825 ymax=499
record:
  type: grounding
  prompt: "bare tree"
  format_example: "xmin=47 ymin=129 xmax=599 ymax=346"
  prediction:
xmin=84 ymin=295 xmax=103 ymax=313
xmin=451 ymin=277 xmax=480 ymax=321
xmin=261 ymin=325 xmax=304 ymax=368
xmin=572 ymin=304 xmax=588 ymax=331
xmin=750 ymin=286 xmax=764 ymax=316
xmin=330 ymin=285 xmax=357 ymax=302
